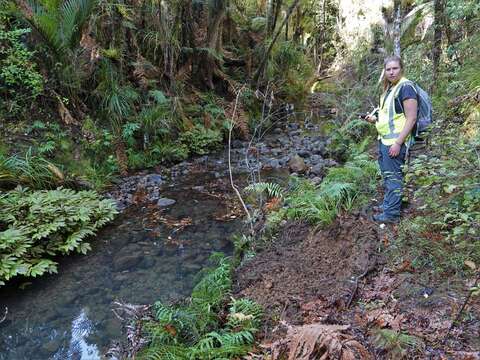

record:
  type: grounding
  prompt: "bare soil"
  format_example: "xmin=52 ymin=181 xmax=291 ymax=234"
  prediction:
xmin=233 ymin=214 xmax=480 ymax=359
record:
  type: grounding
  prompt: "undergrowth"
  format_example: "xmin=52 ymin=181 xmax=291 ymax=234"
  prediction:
xmin=0 ymin=187 xmax=117 ymax=285
xmin=284 ymin=152 xmax=378 ymax=225
xmin=138 ymin=255 xmax=262 ymax=359
xmin=391 ymin=27 xmax=480 ymax=277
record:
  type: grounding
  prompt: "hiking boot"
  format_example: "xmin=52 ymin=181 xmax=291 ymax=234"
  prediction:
xmin=373 ymin=213 xmax=399 ymax=224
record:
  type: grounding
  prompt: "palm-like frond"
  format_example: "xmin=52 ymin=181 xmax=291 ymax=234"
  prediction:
xmin=29 ymin=0 xmax=97 ymax=53
xmin=61 ymin=0 xmax=96 ymax=49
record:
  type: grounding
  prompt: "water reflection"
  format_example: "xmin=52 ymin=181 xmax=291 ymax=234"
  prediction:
xmin=53 ymin=309 xmax=100 ymax=360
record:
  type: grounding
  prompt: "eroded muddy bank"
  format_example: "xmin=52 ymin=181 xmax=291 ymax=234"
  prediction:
xmin=233 ymin=214 xmax=480 ymax=358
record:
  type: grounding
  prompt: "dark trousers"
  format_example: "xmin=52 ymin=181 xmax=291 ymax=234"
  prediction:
xmin=378 ymin=141 xmax=407 ymax=218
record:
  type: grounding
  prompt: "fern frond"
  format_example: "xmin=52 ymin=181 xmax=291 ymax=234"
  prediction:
xmin=244 ymin=182 xmax=284 ymax=199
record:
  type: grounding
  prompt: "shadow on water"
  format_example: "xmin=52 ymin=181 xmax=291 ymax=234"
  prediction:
xmin=0 ymin=172 xmax=243 ymax=360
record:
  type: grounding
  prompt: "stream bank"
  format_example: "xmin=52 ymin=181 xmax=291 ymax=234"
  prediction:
xmin=0 ymin=114 xmax=340 ymax=359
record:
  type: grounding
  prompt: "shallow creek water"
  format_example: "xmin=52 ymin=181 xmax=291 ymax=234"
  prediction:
xmin=0 ymin=114 xmax=328 ymax=359
xmin=0 ymin=171 xmax=243 ymax=360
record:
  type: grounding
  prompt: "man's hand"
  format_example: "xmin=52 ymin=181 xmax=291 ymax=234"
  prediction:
xmin=389 ymin=142 xmax=401 ymax=157
xmin=364 ymin=114 xmax=377 ymax=123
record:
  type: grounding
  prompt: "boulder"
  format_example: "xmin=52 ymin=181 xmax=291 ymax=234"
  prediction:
xmin=266 ymin=159 xmax=281 ymax=168
xmin=310 ymin=163 xmax=325 ymax=177
xmin=297 ymin=149 xmax=311 ymax=158
xmin=146 ymin=174 xmax=163 ymax=185
xmin=288 ymin=155 xmax=307 ymax=173
xmin=311 ymin=176 xmax=323 ymax=185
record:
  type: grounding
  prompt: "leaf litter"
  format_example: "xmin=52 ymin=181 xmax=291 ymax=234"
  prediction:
xmin=233 ymin=214 xmax=480 ymax=358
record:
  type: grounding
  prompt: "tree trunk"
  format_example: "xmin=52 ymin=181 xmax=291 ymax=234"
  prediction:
xmin=293 ymin=5 xmax=302 ymax=43
xmin=197 ymin=0 xmax=226 ymax=89
xmin=432 ymin=0 xmax=443 ymax=92
xmin=272 ymin=0 xmax=282 ymax=34
xmin=253 ymin=0 xmax=301 ymax=87
xmin=266 ymin=0 xmax=275 ymax=36
xmin=392 ymin=0 xmax=402 ymax=57
xmin=316 ymin=0 xmax=327 ymax=74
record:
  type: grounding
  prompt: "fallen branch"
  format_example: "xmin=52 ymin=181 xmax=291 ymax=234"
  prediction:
xmin=346 ymin=262 xmax=377 ymax=308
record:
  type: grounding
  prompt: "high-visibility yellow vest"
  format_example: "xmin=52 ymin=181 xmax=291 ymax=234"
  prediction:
xmin=376 ymin=77 xmax=412 ymax=146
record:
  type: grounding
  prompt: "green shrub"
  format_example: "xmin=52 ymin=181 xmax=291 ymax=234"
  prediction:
xmin=284 ymin=154 xmax=378 ymax=225
xmin=267 ymin=40 xmax=314 ymax=102
xmin=396 ymin=120 xmax=480 ymax=275
xmin=150 ymin=141 xmax=189 ymax=163
xmin=0 ymin=187 xmax=118 ymax=285
xmin=180 ymin=125 xmax=223 ymax=155
xmin=0 ymin=23 xmax=43 ymax=116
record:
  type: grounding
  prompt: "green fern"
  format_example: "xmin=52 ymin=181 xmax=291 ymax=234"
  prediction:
xmin=244 ymin=182 xmax=284 ymax=199
xmin=373 ymin=328 xmax=425 ymax=358
xmin=138 ymin=257 xmax=262 ymax=360
xmin=284 ymin=154 xmax=378 ymax=225
xmin=0 ymin=187 xmax=117 ymax=285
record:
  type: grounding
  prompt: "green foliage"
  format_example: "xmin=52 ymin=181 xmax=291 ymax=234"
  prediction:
xmin=395 ymin=121 xmax=480 ymax=275
xmin=267 ymin=40 xmax=314 ymax=102
xmin=244 ymin=182 xmax=284 ymax=199
xmin=95 ymin=60 xmax=139 ymax=131
xmin=283 ymin=154 xmax=378 ymax=225
xmin=180 ymin=126 xmax=223 ymax=155
xmin=0 ymin=150 xmax=64 ymax=189
xmin=0 ymin=22 xmax=43 ymax=116
xmin=31 ymin=0 xmax=97 ymax=53
xmin=150 ymin=142 xmax=189 ymax=163
xmin=0 ymin=187 xmax=117 ymax=285
xmin=373 ymin=328 xmax=424 ymax=358
xmin=137 ymin=90 xmax=177 ymax=144
xmin=393 ymin=23 xmax=480 ymax=276
xmin=139 ymin=256 xmax=262 ymax=359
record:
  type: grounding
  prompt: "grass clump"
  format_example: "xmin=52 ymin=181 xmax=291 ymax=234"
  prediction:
xmin=138 ymin=255 xmax=262 ymax=360
xmin=0 ymin=150 xmax=65 ymax=189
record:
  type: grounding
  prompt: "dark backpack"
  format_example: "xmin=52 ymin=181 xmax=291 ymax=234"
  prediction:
xmin=401 ymin=81 xmax=433 ymax=138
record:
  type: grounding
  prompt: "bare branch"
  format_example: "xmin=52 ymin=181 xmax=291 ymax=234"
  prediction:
xmin=228 ymin=85 xmax=254 ymax=235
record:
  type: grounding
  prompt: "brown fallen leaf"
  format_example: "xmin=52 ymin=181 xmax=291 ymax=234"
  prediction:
xmin=464 ymin=260 xmax=477 ymax=270
xmin=394 ymin=260 xmax=414 ymax=273
xmin=269 ymin=323 xmax=373 ymax=360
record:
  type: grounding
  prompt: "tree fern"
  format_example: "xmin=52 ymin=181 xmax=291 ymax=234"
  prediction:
xmin=29 ymin=0 xmax=97 ymax=54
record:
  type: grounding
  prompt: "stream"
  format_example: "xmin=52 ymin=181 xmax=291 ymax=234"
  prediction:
xmin=0 ymin=114 xmax=331 ymax=359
